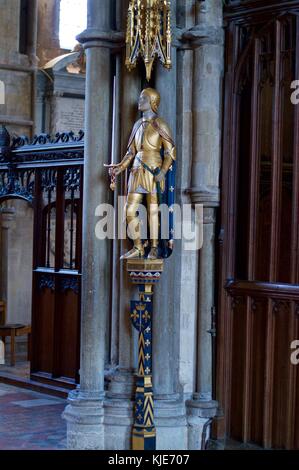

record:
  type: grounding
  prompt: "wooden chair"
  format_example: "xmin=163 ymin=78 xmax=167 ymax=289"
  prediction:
xmin=0 ymin=301 xmax=6 ymax=325
xmin=0 ymin=324 xmax=31 ymax=366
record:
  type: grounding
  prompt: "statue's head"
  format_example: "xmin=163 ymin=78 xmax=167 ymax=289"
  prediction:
xmin=138 ymin=88 xmax=160 ymax=113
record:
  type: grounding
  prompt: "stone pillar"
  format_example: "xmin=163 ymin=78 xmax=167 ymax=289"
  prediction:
xmin=0 ymin=206 xmax=16 ymax=362
xmin=176 ymin=0 xmax=198 ymax=403
xmin=0 ymin=206 xmax=16 ymax=304
xmin=63 ymin=0 xmax=121 ymax=450
xmin=184 ymin=0 xmax=224 ymax=449
xmin=148 ymin=0 xmax=188 ymax=450
xmin=104 ymin=0 xmax=139 ymax=450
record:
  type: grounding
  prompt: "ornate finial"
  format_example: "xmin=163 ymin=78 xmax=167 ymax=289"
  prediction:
xmin=125 ymin=0 xmax=172 ymax=82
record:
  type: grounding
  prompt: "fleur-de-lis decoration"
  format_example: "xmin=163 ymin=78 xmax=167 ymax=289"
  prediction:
xmin=131 ymin=309 xmax=139 ymax=321
xmin=142 ymin=310 xmax=150 ymax=322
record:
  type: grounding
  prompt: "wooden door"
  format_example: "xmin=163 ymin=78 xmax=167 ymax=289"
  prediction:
xmin=216 ymin=2 xmax=299 ymax=449
xmin=31 ymin=165 xmax=82 ymax=388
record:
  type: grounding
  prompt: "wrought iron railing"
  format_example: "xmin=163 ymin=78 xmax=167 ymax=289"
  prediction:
xmin=0 ymin=126 xmax=84 ymax=202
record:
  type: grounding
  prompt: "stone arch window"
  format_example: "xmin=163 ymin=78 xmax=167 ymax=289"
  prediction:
xmin=59 ymin=0 xmax=87 ymax=50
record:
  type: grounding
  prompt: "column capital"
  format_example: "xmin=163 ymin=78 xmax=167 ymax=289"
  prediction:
xmin=182 ymin=25 xmax=224 ymax=48
xmin=186 ymin=398 xmax=218 ymax=419
xmin=77 ymin=29 xmax=124 ymax=50
xmin=186 ymin=187 xmax=220 ymax=207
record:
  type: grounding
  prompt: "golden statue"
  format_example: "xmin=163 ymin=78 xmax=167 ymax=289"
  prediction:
xmin=106 ymin=88 xmax=176 ymax=260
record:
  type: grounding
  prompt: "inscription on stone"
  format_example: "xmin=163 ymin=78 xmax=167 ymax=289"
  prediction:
xmin=53 ymin=97 xmax=85 ymax=134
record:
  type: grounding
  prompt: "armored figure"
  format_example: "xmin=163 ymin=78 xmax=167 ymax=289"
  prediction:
xmin=107 ymin=88 xmax=176 ymax=260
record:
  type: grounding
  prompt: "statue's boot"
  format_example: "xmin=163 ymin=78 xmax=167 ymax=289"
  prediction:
xmin=120 ymin=246 xmax=145 ymax=260
xmin=147 ymin=246 xmax=158 ymax=260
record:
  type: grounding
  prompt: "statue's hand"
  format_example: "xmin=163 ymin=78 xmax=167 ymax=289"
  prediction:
xmin=104 ymin=164 xmax=122 ymax=176
xmin=154 ymin=169 xmax=165 ymax=183
xmin=114 ymin=166 xmax=122 ymax=176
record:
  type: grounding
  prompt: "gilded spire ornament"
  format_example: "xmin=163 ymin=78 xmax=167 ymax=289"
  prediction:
xmin=125 ymin=0 xmax=172 ymax=82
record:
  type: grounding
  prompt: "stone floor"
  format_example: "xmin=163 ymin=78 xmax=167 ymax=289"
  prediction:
xmin=0 ymin=341 xmax=30 ymax=379
xmin=207 ymin=439 xmax=263 ymax=450
xmin=0 ymin=382 xmax=66 ymax=450
xmin=0 ymin=360 xmax=30 ymax=379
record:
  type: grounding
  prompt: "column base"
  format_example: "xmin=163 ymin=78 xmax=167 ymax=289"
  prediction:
xmin=104 ymin=369 xmax=135 ymax=450
xmin=155 ymin=398 xmax=188 ymax=450
xmin=62 ymin=389 xmax=105 ymax=450
xmin=186 ymin=398 xmax=218 ymax=450
xmin=105 ymin=380 xmax=188 ymax=450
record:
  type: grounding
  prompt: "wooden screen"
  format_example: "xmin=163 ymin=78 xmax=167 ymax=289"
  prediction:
xmin=31 ymin=166 xmax=82 ymax=387
xmin=217 ymin=3 xmax=299 ymax=449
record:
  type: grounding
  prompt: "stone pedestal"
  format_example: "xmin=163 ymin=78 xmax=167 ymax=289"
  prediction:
xmin=127 ymin=259 xmax=164 ymax=450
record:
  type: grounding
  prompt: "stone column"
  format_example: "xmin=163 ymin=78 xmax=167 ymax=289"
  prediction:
xmin=176 ymin=0 xmax=198 ymax=406
xmin=0 ymin=206 xmax=16 ymax=304
xmin=148 ymin=0 xmax=188 ymax=450
xmin=0 ymin=206 xmax=16 ymax=362
xmin=62 ymin=0 xmax=122 ymax=450
xmin=104 ymin=0 xmax=139 ymax=450
xmin=184 ymin=0 xmax=224 ymax=449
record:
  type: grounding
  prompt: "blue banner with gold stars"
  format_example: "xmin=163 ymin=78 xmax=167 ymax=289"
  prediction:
xmin=159 ymin=160 xmax=176 ymax=259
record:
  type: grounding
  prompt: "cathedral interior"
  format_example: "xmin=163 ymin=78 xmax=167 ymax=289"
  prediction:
xmin=0 ymin=0 xmax=299 ymax=452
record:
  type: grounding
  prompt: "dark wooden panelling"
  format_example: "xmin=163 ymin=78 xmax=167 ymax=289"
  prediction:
xmin=32 ymin=286 xmax=55 ymax=374
xmin=0 ymin=133 xmax=84 ymax=391
xmin=56 ymin=288 xmax=80 ymax=380
xmin=271 ymin=302 xmax=291 ymax=448
xmin=30 ymin=166 xmax=82 ymax=388
xmin=250 ymin=298 xmax=267 ymax=445
xmin=295 ymin=312 xmax=299 ymax=448
xmin=230 ymin=298 xmax=247 ymax=441
xmin=216 ymin=2 xmax=299 ymax=450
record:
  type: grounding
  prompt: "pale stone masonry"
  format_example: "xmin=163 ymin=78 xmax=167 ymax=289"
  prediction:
xmin=63 ymin=0 xmax=224 ymax=450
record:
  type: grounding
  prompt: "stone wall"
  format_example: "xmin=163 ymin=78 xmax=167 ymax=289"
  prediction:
xmin=0 ymin=201 xmax=33 ymax=327
xmin=0 ymin=0 xmax=36 ymax=136
xmin=0 ymin=0 xmax=37 ymax=342
xmin=37 ymin=0 xmax=63 ymax=67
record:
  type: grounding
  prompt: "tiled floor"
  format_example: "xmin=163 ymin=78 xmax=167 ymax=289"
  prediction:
xmin=0 ymin=383 xmax=67 ymax=450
